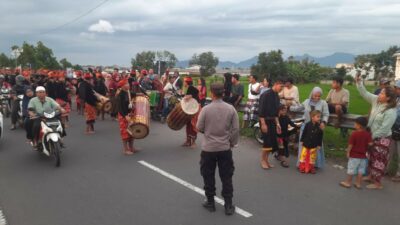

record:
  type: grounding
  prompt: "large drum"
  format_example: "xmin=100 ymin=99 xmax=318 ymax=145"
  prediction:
xmin=146 ymin=90 xmax=160 ymax=107
xmin=94 ymin=93 xmax=112 ymax=113
xmin=96 ymin=100 xmax=112 ymax=113
xmin=167 ymin=98 xmax=199 ymax=131
xmin=127 ymin=95 xmax=150 ymax=139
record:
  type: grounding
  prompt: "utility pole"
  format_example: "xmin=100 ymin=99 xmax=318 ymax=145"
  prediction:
xmin=394 ymin=51 xmax=400 ymax=80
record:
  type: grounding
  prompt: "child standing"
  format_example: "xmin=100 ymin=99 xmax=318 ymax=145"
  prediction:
xmin=340 ymin=117 xmax=372 ymax=189
xmin=276 ymin=105 xmax=299 ymax=168
xmin=298 ymin=110 xmax=324 ymax=174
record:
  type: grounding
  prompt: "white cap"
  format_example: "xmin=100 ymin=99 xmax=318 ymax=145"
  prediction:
xmin=35 ymin=86 xmax=46 ymax=92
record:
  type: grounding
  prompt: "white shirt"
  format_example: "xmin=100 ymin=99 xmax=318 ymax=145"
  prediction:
xmin=248 ymin=82 xmax=261 ymax=100
xmin=280 ymin=85 xmax=299 ymax=104
xmin=163 ymin=83 xmax=174 ymax=99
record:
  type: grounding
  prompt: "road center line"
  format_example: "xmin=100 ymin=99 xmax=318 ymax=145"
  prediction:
xmin=0 ymin=209 xmax=8 ymax=225
xmin=138 ymin=160 xmax=253 ymax=218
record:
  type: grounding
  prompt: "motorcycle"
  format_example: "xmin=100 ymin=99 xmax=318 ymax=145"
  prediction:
xmin=252 ymin=118 xmax=304 ymax=145
xmin=0 ymin=88 xmax=11 ymax=118
xmin=35 ymin=110 xmax=64 ymax=167
xmin=0 ymin=111 xmax=3 ymax=140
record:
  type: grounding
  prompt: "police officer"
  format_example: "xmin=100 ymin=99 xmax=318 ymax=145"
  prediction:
xmin=196 ymin=83 xmax=239 ymax=216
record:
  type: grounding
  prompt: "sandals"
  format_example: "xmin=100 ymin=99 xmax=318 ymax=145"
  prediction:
xmin=280 ymin=161 xmax=289 ymax=168
xmin=362 ymin=177 xmax=373 ymax=183
xmin=391 ymin=176 xmax=400 ymax=182
xmin=366 ymin=184 xmax=383 ymax=190
xmin=340 ymin=182 xmax=351 ymax=188
xmin=274 ymin=154 xmax=282 ymax=162
xmin=354 ymin=184 xmax=362 ymax=190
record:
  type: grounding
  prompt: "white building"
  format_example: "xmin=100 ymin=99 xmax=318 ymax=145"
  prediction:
xmin=335 ymin=63 xmax=375 ymax=80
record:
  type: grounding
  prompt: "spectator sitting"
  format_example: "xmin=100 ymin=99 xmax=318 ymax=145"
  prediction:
xmin=279 ymin=77 xmax=300 ymax=109
xmin=326 ymin=76 xmax=350 ymax=128
xmin=243 ymin=74 xmax=261 ymax=127
xmin=228 ymin=74 xmax=244 ymax=108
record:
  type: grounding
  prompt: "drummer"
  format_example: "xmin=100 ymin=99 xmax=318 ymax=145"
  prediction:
xmin=182 ymin=76 xmax=200 ymax=148
xmin=116 ymin=79 xmax=137 ymax=155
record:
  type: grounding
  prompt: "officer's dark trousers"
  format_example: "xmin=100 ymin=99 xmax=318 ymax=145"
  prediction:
xmin=200 ymin=150 xmax=234 ymax=200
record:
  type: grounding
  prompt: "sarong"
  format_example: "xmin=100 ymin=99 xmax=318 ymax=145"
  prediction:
xmin=369 ymin=137 xmax=391 ymax=183
xmin=85 ymin=103 xmax=97 ymax=124
xmin=118 ymin=113 xmax=133 ymax=141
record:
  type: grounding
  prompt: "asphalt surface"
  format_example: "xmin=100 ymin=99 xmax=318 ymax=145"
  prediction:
xmin=0 ymin=112 xmax=399 ymax=225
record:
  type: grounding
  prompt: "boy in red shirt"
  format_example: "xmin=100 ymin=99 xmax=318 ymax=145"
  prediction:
xmin=340 ymin=117 xmax=372 ymax=189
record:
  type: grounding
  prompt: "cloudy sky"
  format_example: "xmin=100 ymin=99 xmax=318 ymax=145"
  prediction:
xmin=1 ymin=0 xmax=399 ymax=66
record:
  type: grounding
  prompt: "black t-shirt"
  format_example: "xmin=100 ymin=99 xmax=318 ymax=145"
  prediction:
xmin=116 ymin=90 xmax=136 ymax=117
xmin=186 ymin=85 xmax=199 ymax=102
xmin=300 ymin=122 xmax=323 ymax=149
xmin=258 ymin=89 xmax=280 ymax=118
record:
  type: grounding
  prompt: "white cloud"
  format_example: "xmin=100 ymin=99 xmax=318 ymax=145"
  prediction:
xmin=88 ymin=19 xmax=115 ymax=33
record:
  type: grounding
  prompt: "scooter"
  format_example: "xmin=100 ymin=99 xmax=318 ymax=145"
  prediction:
xmin=0 ymin=88 xmax=11 ymax=118
xmin=0 ymin=111 xmax=3 ymax=140
xmin=35 ymin=110 xmax=64 ymax=167
xmin=253 ymin=118 xmax=304 ymax=145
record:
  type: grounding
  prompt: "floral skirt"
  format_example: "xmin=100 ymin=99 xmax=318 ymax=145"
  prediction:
xmin=243 ymin=99 xmax=259 ymax=121
xmin=118 ymin=113 xmax=133 ymax=141
xmin=186 ymin=106 xmax=201 ymax=140
xmin=369 ymin=137 xmax=391 ymax=183
xmin=85 ymin=103 xmax=97 ymax=124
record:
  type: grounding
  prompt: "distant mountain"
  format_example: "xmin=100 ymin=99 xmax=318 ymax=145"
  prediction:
xmin=293 ymin=52 xmax=356 ymax=67
xmin=175 ymin=53 xmax=356 ymax=69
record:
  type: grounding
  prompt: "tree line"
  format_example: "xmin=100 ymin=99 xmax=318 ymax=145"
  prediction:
xmin=0 ymin=41 xmax=82 ymax=70
xmin=1 ymin=41 xmax=398 ymax=83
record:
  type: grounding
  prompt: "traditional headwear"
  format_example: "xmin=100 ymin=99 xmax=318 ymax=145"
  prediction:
xmin=184 ymin=77 xmax=193 ymax=83
xmin=84 ymin=72 xmax=92 ymax=79
xmin=141 ymin=69 xmax=148 ymax=75
xmin=48 ymin=71 xmax=56 ymax=78
xmin=117 ymin=79 xmax=128 ymax=88
xmin=75 ymin=70 xmax=82 ymax=78
xmin=22 ymin=70 xmax=31 ymax=77
xmin=130 ymin=70 xmax=136 ymax=75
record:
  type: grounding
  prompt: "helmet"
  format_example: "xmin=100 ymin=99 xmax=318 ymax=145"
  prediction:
xmin=16 ymin=75 xmax=25 ymax=83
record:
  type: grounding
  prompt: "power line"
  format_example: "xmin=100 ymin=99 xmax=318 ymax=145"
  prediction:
xmin=40 ymin=0 xmax=110 ymax=35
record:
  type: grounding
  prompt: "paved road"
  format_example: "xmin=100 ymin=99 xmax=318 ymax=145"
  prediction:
xmin=0 ymin=112 xmax=399 ymax=225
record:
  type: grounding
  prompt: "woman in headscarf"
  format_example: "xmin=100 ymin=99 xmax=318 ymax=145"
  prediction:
xmin=116 ymin=79 xmax=137 ymax=155
xmin=297 ymin=87 xmax=329 ymax=169
xmin=355 ymin=75 xmax=397 ymax=189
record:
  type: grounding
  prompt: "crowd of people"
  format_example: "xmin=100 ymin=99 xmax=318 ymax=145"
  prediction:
xmin=1 ymin=68 xmax=400 ymax=215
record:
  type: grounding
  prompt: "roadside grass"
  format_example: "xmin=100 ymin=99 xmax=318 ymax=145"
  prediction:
xmin=199 ymin=77 xmax=377 ymax=160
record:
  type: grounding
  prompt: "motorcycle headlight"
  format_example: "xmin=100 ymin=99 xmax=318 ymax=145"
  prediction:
xmin=44 ymin=111 xmax=56 ymax=119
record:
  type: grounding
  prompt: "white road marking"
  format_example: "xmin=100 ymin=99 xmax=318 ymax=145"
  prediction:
xmin=0 ymin=209 xmax=7 ymax=225
xmin=138 ymin=160 xmax=253 ymax=218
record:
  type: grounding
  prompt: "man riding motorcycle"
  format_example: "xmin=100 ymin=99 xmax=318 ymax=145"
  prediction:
xmin=27 ymin=86 xmax=66 ymax=153
xmin=10 ymin=75 xmax=27 ymax=130
xmin=0 ymin=75 xmax=11 ymax=89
